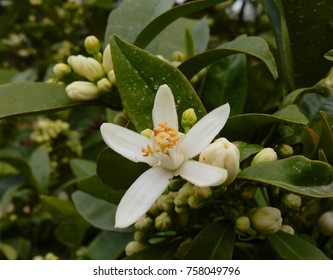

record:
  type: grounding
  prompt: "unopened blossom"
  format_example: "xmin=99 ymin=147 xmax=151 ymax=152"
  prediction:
xmin=67 ymin=55 xmax=104 ymax=82
xmin=251 ymin=147 xmax=277 ymax=165
xmin=66 ymin=81 xmax=99 ymax=101
xmin=102 ymin=44 xmax=113 ymax=74
xmin=100 ymin=84 xmax=230 ymax=228
xmin=318 ymin=211 xmax=333 ymax=236
xmin=251 ymin=207 xmax=282 ymax=234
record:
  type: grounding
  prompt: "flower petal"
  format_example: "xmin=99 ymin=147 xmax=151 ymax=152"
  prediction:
xmin=115 ymin=167 xmax=173 ymax=228
xmin=100 ymin=123 xmax=154 ymax=165
xmin=179 ymin=103 xmax=230 ymax=159
xmin=152 ymin=84 xmax=178 ymax=130
xmin=177 ymin=160 xmax=227 ymax=187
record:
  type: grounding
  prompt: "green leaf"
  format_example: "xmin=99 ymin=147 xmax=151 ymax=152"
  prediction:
xmin=0 ymin=69 xmax=18 ymax=84
xmin=234 ymin=141 xmax=263 ymax=162
xmin=104 ymin=0 xmax=174 ymax=44
xmin=267 ymin=231 xmax=328 ymax=260
xmin=29 ymin=147 xmax=50 ymax=192
xmin=78 ymin=175 xmax=125 ymax=205
xmin=0 ymin=243 xmax=18 ymax=260
xmin=223 ymin=105 xmax=308 ymax=142
xmin=201 ymin=54 xmax=248 ymax=115
xmin=110 ymin=34 xmax=206 ymax=132
xmin=238 ymin=156 xmax=333 ymax=198
xmin=80 ymin=231 xmax=133 ymax=260
xmin=279 ymin=0 xmax=333 ymax=87
xmin=71 ymin=190 xmax=129 ymax=232
xmin=178 ymin=35 xmax=278 ymax=80
xmin=70 ymin=159 xmax=96 ymax=179
xmin=325 ymin=49 xmax=333 ymax=61
xmin=97 ymin=147 xmax=148 ymax=190
xmin=299 ymin=93 xmax=333 ymax=122
xmin=319 ymin=112 xmax=333 ymax=165
xmin=134 ymin=0 xmax=226 ymax=49
xmin=182 ymin=221 xmax=235 ymax=259
xmin=0 ymin=82 xmax=85 ymax=119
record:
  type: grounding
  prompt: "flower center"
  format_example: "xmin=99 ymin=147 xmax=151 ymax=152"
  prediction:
xmin=141 ymin=122 xmax=180 ymax=157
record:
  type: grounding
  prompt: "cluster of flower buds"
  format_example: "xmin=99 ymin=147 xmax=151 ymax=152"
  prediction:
xmin=50 ymin=35 xmax=116 ymax=102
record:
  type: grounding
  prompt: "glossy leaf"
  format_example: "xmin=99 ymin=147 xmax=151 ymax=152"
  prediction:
xmin=319 ymin=112 xmax=333 ymax=165
xmin=71 ymin=190 xmax=130 ymax=232
xmin=0 ymin=82 xmax=83 ymax=119
xmin=96 ymin=147 xmax=148 ymax=190
xmin=110 ymin=34 xmax=206 ymax=132
xmin=267 ymin=231 xmax=328 ymax=260
xmin=78 ymin=175 xmax=125 ymax=205
xmin=134 ymin=0 xmax=226 ymax=49
xmin=279 ymin=0 xmax=333 ymax=87
xmin=234 ymin=141 xmax=263 ymax=162
xmin=238 ymin=156 xmax=333 ymax=198
xmin=299 ymin=93 xmax=333 ymax=122
xmin=80 ymin=231 xmax=133 ymax=260
xmin=325 ymin=49 xmax=333 ymax=61
xmin=104 ymin=0 xmax=174 ymax=44
xmin=223 ymin=105 xmax=308 ymax=141
xmin=182 ymin=220 xmax=235 ymax=259
xmin=201 ymin=54 xmax=247 ymax=115
xmin=178 ymin=35 xmax=278 ymax=80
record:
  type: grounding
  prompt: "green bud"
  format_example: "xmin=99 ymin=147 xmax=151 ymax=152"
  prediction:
xmin=241 ymin=185 xmax=256 ymax=200
xmin=53 ymin=63 xmax=71 ymax=79
xmin=125 ymin=241 xmax=147 ymax=256
xmin=251 ymin=148 xmax=277 ymax=165
xmin=44 ymin=252 xmax=59 ymax=260
xmin=175 ymin=182 xmax=194 ymax=205
xmin=188 ymin=196 xmax=205 ymax=209
xmin=171 ymin=51 xmax=185 ymax=62
xmin=277 ymin=144 xmax=294 ymax=158
xmin=280 ymin=224 xmax=295 ymax=235
xmin=156 ymin=194 xmax=174 ymax=212
xmin=199 ymin=138 xmax=240 ymax=186
xmin=134 ymin=231 xmax=149 ymax=242
xmin=66 ymin=81 xmax=99 ymax=101
xmin=193 ymin=186 xmax=213 ymax=200
xmin=175 ymin=238 xmax=192 ymax=259
xmin=84 ymin=35 xmax=101 ymax=55
xmin=235 ymin=216 xmax=250 ymax=232
xmin=134 ymin=215 xmax=154 ymax=232
xmin=250 ymin=207 xmax=282 ymax=234
xmin=155 ymin=212 xmax=172 ymax=231
xmin=175 ymin=205 xmax=188 ymax=214
xmin=282 ymin=193 xmax=302 ymax=211
xmin=318 ymin=211 xmax=333 ymax=236
xmin=181 ymin=108 xmax=197 ymax=132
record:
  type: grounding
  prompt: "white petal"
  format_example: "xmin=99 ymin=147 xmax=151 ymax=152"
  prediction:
xmin=152 ymin=84 xmax=178 ymax=130
xmin=179 ymin=103 xmax=230 ymax=159
xmin=177 ymin=160 xmax=227 ymax=187
xmin=115 ymin=167 xmax=173 ymax=228
xmin=100 ymin=123 xmax=154 ymax=165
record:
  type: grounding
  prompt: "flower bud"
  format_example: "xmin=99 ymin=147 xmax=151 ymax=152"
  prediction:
xmin=125 ymin=241 xmax=147 ymax=256
xmin=277 ymin=144 xmax=294 ymax=158
xmin=188 ymin=196 xmax=205 ymax=209
xmin=181 ymin=108 xmax=197 ymax=132
xmin=318 ymin=211 xmax=333 ymax=236
xmin=134 ymin=231 xmax=149 ymax=242
xmin=280 ymin=224 xmax=295 ymax=235
xmin=155 ymin=212 xmax=172 ymax=231
xmin=171 ymin=51 xmax=185 ymax=62
xmin=84 ymin=35 xmax=101 ymax=55
xmin=67 ymin=55 xmax=104 ymax=82
xmin=156 ymin=194 xmax=174 ymax=212
xmin=199 ymin=138 xmax=240 ymax=186
xmin=97 ymin=77 xmax=112 ymax=93
xmin=134 ymin=214 xmax=154 ymax=232
xmin=282 ymin=193 xmax=301 ymax=211
xmin=176 ymin=182 xmax=194 ymax=205
xmin=251 ymin=148 xmax=277 ymax=165
xmin=107 ymin=70 xmax=117 ymax=85
xmin=53 ymin=63 xmax=71 ymax=79
xmin=250 ymin=207 xmax=282 ymax=234
xmin=192 ymin=186 xmax=213 ymax=200
xmin=44 ymin=252 xmax=59 ymax=260
xmin=66 ymin=81 xmax=99 ymax=101
xmin=102 ymin=45 xmax=113 ymax=74
xmin=235 ymin=216 xmax=250 ymax=232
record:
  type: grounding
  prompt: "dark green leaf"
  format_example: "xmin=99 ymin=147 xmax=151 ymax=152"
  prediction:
xmin=104 ymin=0 xmax=174 ymax=44
xmin=267 ymin=231 xmax=328 ymax=260
xmin=110 ymin=34 xmax=206 ymax=132
xmin=134 ymin=0 xmax=226 ymax=49
xmin=0 ymin=82 xmax=84 ymax=119
xmin=182 ymin=220 xmax=235 ymax=259
xmin=201 ymin=54 xmax=247 ymax=115
xmin=299 ymin=93 xmax=333 ymax=122
xmin=319 ymin=112 xmax=333 ymax=165
xmin=238 ymin=156 xmax=333 ymax=198
xmin=97 ymin=147 xmax=148 ymax=190
xmin=81 ymin=231 xmax=133 ymax=260
xmin=71 ymin=190 xmax=130 ymax=232
xmin=178 ymin=35 xmax=278 ymax=80
xmin=234 ymin=141 xmax=263 ymax=162
xmin=223 ymin=105 xmax=308 ymax=142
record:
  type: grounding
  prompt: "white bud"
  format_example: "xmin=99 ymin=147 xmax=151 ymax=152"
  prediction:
xmin=102 ymin=45 xmax=113 ymax=74
xmin=318 ymin=211 xmax=333 ymax=236
xmin=251 ymin=148 xmax=277 ymax=165
xmin=280 ymin=224 xmax=295 ymax=235
xmin=235 ymin=216 xmax=250 ymax=232
xmin=282 ymin=193 xmax=302 ymax=210
xmin=53 ymin=63 xmax=71 ymax=79
xmin=125 ymin=241 xmax=147 ymax=256
xmin=250 ymin=207 xmax=282 ymax=234
xmin=134 ymin=214 xmax=154 ymax=232
xmin=84 ymin=35 xmax=100 ymax=55
xmin=199 ymin=138 xmax=240 ymax=186
xmin=97 ymin=78 xmax=112 ymax=93
xmin=66 ymin=81 xmax=99 ymax=101
xmin=67 ymin=55 xmax=104 ymax=82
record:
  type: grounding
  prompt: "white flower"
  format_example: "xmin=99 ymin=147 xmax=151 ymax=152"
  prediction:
xmin=100 ymin=84 xmax=230 ymax=228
